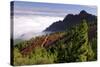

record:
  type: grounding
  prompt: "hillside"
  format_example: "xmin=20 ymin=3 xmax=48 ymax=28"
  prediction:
xmin=14 ymin=21 xmax=96 ymax=55
xmin=13 ymin=11 xmax=97 ymax=65
xmin=44 ymin=10 xmax=97 ymax=32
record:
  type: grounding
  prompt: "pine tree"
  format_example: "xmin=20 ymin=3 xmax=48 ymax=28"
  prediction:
xmin=65 ymin=20 xmax=94 ymax=62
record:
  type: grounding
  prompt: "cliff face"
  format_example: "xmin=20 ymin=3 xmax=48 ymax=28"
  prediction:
xmin=44 ymin=10 xmax=97 ymax=32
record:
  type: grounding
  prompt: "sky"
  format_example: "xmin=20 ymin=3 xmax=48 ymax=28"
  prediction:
xmin=13 ymin=1 xmax=97 ymax=17
xmin=12 ymin=1 xmax=97 ymax=39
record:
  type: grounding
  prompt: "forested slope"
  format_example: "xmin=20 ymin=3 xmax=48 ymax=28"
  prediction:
xmin=13 ymin=19 xmax=97 ymax=65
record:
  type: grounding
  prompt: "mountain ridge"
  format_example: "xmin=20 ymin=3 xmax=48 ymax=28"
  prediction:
xmin=44 ymin=10 xmax=97 ymax=32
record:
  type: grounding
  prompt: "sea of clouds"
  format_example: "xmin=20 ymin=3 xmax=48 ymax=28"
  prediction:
xmin=14 ymin=15 xmax=63 ymax=40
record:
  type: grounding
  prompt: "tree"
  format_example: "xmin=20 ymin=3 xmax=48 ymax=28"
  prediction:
xmin=13 ymin=48 xmax=27 ymax=65
xmin=90 ymin=37 xmax=97 ymax=61
xmin=28 ymin=47 xmax=57 ymax=64
xmin=65 ymin=20 xmax=94 ymax=62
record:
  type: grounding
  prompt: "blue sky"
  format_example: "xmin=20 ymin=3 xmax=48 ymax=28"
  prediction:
xmin=13 ymin=1 xmax=97 ymax=17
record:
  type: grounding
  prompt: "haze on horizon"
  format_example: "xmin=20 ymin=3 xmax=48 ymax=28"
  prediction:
xmin=12 ymin=1 xmax=97 ymax=39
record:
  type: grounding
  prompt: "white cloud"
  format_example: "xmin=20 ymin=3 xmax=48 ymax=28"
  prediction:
xmin=14 ymin=15 xmax=63 ymax=39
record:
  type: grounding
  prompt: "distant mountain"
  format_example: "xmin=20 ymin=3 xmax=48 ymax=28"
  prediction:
xmin=44 ymin=10 xmax=97 ymax=32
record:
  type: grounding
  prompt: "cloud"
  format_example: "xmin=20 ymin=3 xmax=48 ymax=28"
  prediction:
xmin=14 ymin=15 xmax=63 ymax=39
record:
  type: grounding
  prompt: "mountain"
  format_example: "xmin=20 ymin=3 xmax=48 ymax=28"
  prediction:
xmin=44 ymin=10 xmax=97 ymax=32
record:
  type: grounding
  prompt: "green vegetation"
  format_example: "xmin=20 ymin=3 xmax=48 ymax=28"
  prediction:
xmin=13 ymin=20 xmax=97 ymax=66
xmin=14 ymin=47 xmax=57 ymax=65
